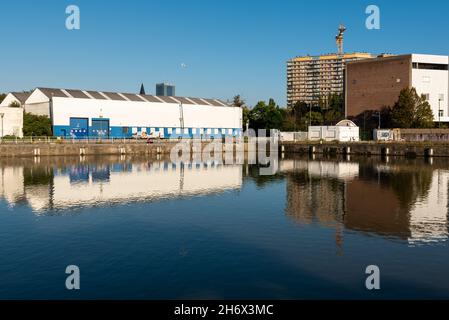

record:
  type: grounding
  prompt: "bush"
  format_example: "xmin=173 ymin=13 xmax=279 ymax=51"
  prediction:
xmin=23 ymin=112 xmax=52 ymax=136
xmin=9 ymin=101 xmax=21 ymax=108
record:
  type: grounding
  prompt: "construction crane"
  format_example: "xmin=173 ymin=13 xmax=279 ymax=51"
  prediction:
xmin=335 ymin=24 xmax=346 ymax=55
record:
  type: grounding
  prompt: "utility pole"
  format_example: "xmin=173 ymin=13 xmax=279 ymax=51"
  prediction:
xmin=179 ymin=103 xmax=184 ymax=132
xmin=309 ymin=104 xmax=312 ymax=127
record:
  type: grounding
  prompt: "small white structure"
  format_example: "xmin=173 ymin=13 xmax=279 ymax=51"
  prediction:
xmin=373 ymin=129 xmax=394 ymax=141
xmin=308 ymin=120 xmax=359 ymax=142
xmin=0 ymin=106 xmax=23 ymax=138
xmin=280 ymin=131 xmax=308 ymax=142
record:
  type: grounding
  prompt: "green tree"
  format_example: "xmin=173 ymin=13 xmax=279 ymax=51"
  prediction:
xmin=23 ymin=113 xmax=52 ymax=136
xmin=284 ymin=101 xmax=312 ymax=131
xmin=310 ymin=111 xmax=324 ymax=126
xmin=391 ymin=87 xmax=434 ymax=128
xmin=0 ymin=93 xmax=6 ymax=104
xmin=249 ymin=99 xmax=284 ymax=131
xmin=232 ymin=95 xmax=245 ymax=108
xmin=9 ymin=101 xmax=21 ymax=108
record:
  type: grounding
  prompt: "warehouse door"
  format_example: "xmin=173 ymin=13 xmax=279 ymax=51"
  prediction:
xmin=91 ymin=119 xmax=110 ymax=138
xmin=69 ymin=118 xmax=89 ymax=139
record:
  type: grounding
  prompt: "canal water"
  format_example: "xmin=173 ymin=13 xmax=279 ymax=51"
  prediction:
xmin=0 ymin=155 xmax=448 ymax=299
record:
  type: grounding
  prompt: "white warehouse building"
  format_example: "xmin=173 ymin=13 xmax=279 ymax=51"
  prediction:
xmin=0 ymin=92 xmax=29 ymax=138
xmin=23 ymin=88 xmax=242 ymax=139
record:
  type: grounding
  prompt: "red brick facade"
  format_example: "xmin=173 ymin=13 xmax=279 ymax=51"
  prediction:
xmin=345 ymin=55 xmax=412 ymax=117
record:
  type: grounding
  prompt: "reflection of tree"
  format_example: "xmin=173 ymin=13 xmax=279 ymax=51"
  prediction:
xmin=359 ymin=164 xmax=433 ymax=211
xmin=23 ymin=167 xmax=54 ymax=187
xmin=389 ymin=170 xmax=433 ymax=211
xmin=245 ymin=164 xmax=285 ymax=187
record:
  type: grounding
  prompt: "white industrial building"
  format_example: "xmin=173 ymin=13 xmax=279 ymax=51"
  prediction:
xmin=0 ymin=92 xmax=29 ymax=138
xmin=20 ymin=88 xmax=242 ymax=139
xmin=0 ymin=107 xmax=24 ymax=138
xmin=308 ymin=120 xmax=360 ymax=142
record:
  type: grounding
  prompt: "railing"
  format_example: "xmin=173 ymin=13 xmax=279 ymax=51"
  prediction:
xmin=0 ymin=136 xmax=245 ymax=145
xmin=0 ymin=136 xmax=163 ymax=144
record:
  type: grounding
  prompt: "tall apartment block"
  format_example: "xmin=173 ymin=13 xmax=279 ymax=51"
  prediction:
xmin=287 ymin=53 xmax=374 ymax=107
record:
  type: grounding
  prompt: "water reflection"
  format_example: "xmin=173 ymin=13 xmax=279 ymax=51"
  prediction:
xmin=0 ymin=157 xmax=242 ymax=212
xmin=280 ymin=158 xmax=449 ymax=245
xmin=1 ymin=156 xmax=448 ymax=245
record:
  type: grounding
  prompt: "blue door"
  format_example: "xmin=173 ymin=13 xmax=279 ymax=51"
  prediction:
xmin=70 ymin=118 xmax=89 ymax=139
xmin=91 ymin=119 xmax=110 ymax=138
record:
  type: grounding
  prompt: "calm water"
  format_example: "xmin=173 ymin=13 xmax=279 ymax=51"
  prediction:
xmin=1 ymin=155 xmax=449 ymax=299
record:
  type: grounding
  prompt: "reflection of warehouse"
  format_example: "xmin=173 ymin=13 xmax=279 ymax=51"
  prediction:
xmin=282 ymin=159 xmax=449 ymax=244
xmin=0 ymin=161 xmax=242 ymax=213
xmin=22 ymin=88 xmax=242 ymax=139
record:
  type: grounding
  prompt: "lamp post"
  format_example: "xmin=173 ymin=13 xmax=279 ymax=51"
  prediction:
xmin=0 ymin=113 xmax=4 ymax=140
xmin=439 ymin=96 xmax=443 ymax=128
xmin=373 ymin=111 xmax=381 ymax=129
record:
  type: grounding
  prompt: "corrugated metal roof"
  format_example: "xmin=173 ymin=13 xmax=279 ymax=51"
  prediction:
xmin=35 ymin=87 xmax=232 ymax=107
xmin=102 ymin=92 xmax=126 ymax=101
xmin=156 ymin=96 xmax=178 ymax=104
xmin=121 ymin=93 xmax=145 ymax=102
xmin=38 ymin=88 xmax=68 ymax=98
xmin=140 ymin=95 xmax=163 ymax=103
xmin=65 ymin=90 xmax=90 ymax=99
xmin=203 ymin=99 xmax=226 ymax=107
xmin=86 ymin=91 xmax=108 ymax=100
xmin=174 ymin=97 xmax=194 ymax=105
xmin=188 ymin=97 xmax=210 ymax=105
xmin=11 ymin=92 xmax=31 ymax=104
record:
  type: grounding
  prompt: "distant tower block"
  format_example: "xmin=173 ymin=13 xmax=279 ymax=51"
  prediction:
xmin=336 ymin=24 xmax=346 ymax=55
xmin=156 ymin=83 xmax=175 ymax=97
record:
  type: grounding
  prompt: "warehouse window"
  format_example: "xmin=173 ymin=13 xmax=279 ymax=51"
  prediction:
xmin=413 ymin=62 xmax=448 ymax=70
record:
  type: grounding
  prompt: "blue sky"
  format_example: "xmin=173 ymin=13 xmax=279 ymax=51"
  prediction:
xmin=1 ymin=0 xmax=448 ymax=106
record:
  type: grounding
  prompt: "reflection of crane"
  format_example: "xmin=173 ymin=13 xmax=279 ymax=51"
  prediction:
xmin=335 ymin=24 xmax=346 ymax=55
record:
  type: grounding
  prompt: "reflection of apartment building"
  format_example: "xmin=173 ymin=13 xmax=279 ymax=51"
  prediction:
xmin=0 ymin=162 xmax=243 ymax=213
xmin=287 ymin=53 xmax=374 ymax=107
xmin=286 ymin=176 xmax=345 ymax=227
xmin=283 ymin=160 xmax=357 ymax=226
